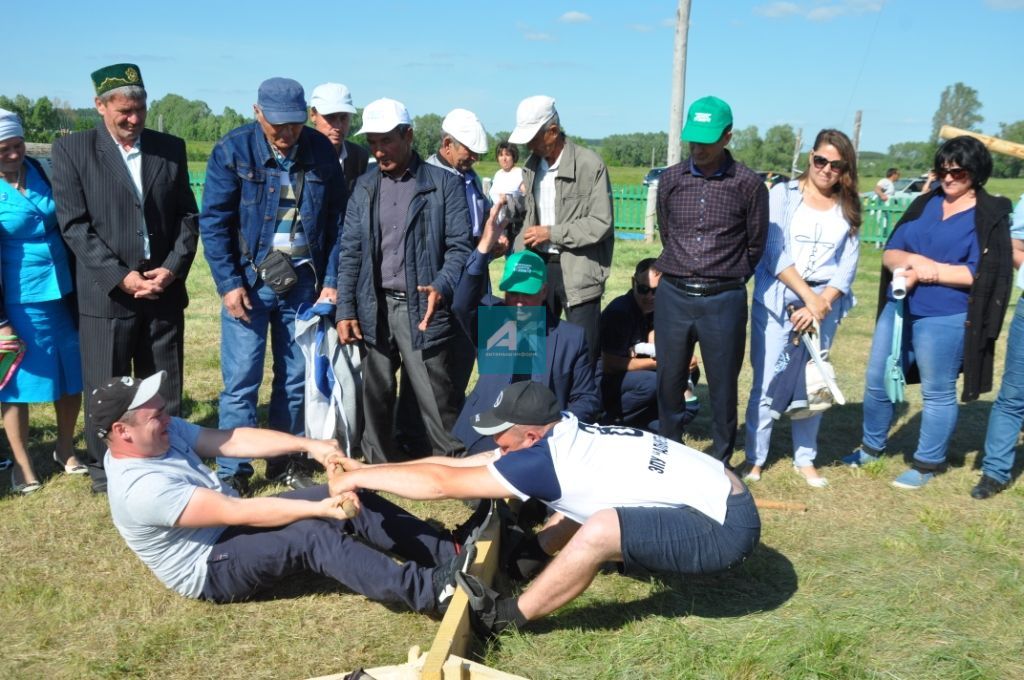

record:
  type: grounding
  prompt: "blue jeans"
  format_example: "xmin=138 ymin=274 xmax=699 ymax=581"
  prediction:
xmin=982 ymin=297 xmax=1024 ymax=483
xmin=862 ymin=301 xmax=966 ymax=469
xmin=216 ymin=267 xmax=316 ymax=479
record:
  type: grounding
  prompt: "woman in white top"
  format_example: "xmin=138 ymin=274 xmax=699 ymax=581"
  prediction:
xmin=489 ymin=141 xmax=524 ymax=203
xmin=741 ymin=129 xmax=861 ymax=487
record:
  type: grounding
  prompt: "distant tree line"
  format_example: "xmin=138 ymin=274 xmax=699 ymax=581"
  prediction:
xmin=5 ymin=81 xmax=1022 ymax=178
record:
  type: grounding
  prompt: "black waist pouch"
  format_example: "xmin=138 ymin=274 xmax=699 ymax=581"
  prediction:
xmin=257 ymin=250 xmax=298 ymax=294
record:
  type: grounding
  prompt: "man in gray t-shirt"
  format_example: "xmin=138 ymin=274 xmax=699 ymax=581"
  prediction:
xmin=96 ymin=371 xmax=481 ymax=611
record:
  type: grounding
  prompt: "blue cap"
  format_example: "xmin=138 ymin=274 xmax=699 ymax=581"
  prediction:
xmin=257 ymin=77 xmax=307 ymax=124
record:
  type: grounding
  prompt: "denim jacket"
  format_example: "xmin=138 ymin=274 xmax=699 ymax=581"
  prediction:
xmin=200 ymin=123 xmax=346 ymax=296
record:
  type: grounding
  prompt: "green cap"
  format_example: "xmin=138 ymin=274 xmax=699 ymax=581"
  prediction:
xmin=499 ymin=251 xmax=547 ymax=295
xmin=91 ymin=63 xmax=145 ymax=96
xmin=681 ymin=96 xmax=732 ymax=144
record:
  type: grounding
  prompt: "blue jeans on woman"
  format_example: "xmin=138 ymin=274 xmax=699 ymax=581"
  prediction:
xmin=862 ymin=301 xmax=966 ymax=470
xmin=981 ymin=297 xmax=1024 ymax=483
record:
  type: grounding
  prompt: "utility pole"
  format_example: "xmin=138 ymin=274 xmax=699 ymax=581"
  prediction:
xmin=667 ymin=0 xmax=691 ymax=166
xmin=852 ymin=109 xmax=862 ymax=155
xmin=790 ymin=128 xmax=803 ymax=176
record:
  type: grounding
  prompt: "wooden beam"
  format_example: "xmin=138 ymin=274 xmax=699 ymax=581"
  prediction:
xmin=939 ymin=125 xmax=1024 ymax=160
xmin=421 ymin=508 xmax=502 ymax=680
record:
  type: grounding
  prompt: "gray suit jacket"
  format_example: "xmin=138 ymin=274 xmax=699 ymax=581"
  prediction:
xmin=52 ymin=123 xmax=198 ymax=318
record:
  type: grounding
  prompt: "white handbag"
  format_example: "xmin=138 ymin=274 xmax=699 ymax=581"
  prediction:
xmin=791 ymin=322 xmax=845 ymax=420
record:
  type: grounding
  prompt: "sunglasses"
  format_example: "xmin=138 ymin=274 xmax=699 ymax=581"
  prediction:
xmin=812 ymin=155 xmax=848 ymax=173
xmin=935 ymin=167 xmax=970 ymax=181
xmin=634 ymin=281 xmax=657 ymax=295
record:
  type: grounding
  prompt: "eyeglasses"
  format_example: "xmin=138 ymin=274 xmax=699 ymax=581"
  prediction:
xmin=634 ymin=281 xmax=657 ymax=295
xmin=811 ymin=155 xmax=848 ymax=173
xmin=935 ymin=166 xmax=970 ymax=181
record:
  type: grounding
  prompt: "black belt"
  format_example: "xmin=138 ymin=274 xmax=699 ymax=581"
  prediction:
xmin=662 ymin=275 xmax=745 ymax=297
xmin=805 ymin=280 xmax=829 ymax=287
xmin=383 ymin=289 xmax=408 ymax=301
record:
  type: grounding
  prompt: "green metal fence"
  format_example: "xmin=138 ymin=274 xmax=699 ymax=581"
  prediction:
xmin=612 ymin=184 xmax=650 ymax=240
xmin=859 ymin=195 xmax=913 ymax=246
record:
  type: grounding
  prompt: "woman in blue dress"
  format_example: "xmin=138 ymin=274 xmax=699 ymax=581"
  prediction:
xmin=0 ymin=109 xmax=84 ymax=494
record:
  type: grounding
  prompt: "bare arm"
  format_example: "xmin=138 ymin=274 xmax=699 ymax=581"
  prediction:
xmin=176 ymin=487 xmax=359 ymax=528
xmin=1013 ymin=238 xmax=1024 ymax=269
xmin=329 ymin=463 xmax=509 ymax=501
xmin=536 ymin=512 xmax=581 ymax=554
xmin=193 ymin=427 xmax=341 ymax=466
xmin=883 ymin=249 xmax=974 ymax=288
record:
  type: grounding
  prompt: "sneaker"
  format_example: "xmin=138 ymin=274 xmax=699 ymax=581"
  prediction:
xmin=841 ymin=448 xmax=879 ymax=467
xmin=221 ymin=474 xmax=251 ymax=497
xmin=452 ymin=500 xmax=494 ymax=550
xmin=455 ymin=571 xmax=504 ymax=637
xmin=735 ymin=461 xmax=760 ymax=482
xmin=270 ymin=460 xmax=316 ymax=490
xmin=891 ymin=468 xmax=934 ymax=489
xmin=970 ymin=475 xmax=1008 ymax=500
xmin=432 ymin=542 xmax=477 ymax=614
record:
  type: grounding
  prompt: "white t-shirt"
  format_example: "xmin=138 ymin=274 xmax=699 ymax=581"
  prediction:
xmin=532 ymin=151 xmax=563 ymax=255
xmin=489 ymin=167 xmax=524 ymax=203
xmin=789 ymin=202 xmax=849 ymax=282
xmin=105 ymin=418 xmax=235 ymax=598
xmin=487 ymin=414 xmax=732 ymax=525
xmin=876 ymin=177 xmax=895 ymax=200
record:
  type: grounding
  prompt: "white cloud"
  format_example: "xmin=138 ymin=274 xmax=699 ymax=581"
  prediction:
xmin=559 ymin=11 xmax=591 ymax=23
xmin=629 ymin=24 xmax=654 ymax=32
xmin=524 ymin=32 xmax=555 ymax=42
xmin=660 ymin=17 xmax=676 ymax=28
xmin=754 ymin=0 xmax=884 ymax=22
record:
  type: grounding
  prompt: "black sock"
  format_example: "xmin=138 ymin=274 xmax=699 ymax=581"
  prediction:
xmin=494 ymin=597 xmax=529 ymax=633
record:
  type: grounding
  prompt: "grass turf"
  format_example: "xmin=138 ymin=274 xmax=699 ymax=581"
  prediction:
xmin=1 ymin=240 xmax=1023 ymax=679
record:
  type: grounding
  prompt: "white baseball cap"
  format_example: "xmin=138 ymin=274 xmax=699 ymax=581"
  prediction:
xmin=442 ymin=108 xmax=488 ymax=155
xmin=508 ymin=95 xmax=557 ymax=145
xmin=357 ymin=97 xmax=412 ymax=135
xmin=310 ymin=83 xmax=356 ymax=115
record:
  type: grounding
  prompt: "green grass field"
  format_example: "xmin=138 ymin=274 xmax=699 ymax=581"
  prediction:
xmin=2 ymin=237 xmax=1023 ymax=677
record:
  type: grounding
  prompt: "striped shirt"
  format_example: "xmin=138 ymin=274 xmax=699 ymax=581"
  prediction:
xmin=655 ymin=151 xmax=768 ymax=281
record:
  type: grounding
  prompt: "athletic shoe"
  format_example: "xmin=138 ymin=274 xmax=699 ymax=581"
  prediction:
xmin=970 ymin=475 xmax=1008 ymax=500
xmin=891 ymin=468 xmax=934 ymax=489
xmin=269 ymin=460 xmax=316 ymax=490
xmin=433 ymin=542 xmax=477 ymax=614
xmin=452 ymin=500 xmax=494 ymax=551
xmin=220 ymin=474 xmax=251 ymax=497
xmin=455 ymin=571 xmax=504 ymax=637
xmin=840 ymin=448 xmax=879 ymax=467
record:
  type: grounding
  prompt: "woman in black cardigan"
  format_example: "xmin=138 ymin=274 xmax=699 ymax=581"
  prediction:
xmin=842 ymin=136 xmax=1013 ymax=489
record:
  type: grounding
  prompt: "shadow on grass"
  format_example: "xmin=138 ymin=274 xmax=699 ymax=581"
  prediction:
xmin=885 ymin=397 xmax=994 ymax=470
xmin=529 ymin=543 xmax=797 ymax=634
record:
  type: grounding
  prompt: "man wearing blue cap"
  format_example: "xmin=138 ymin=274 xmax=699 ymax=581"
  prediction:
xmin=200 ymin=77 xmax=347 ymax=493
xmin=52 ymin=63 xmax=199 ymax=494
xmin=654 ymin=96 xmax=768 ymax=463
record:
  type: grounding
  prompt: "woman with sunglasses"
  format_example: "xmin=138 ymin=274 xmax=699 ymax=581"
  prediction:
xmin=843 ymin=136 xmax=1013 ymax=489
xmin=742 ymin=129 xmax=861 ymax=487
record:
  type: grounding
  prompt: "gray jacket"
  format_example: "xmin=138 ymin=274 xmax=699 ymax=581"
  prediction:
xmin=515 ymin=138 xmax=614 ymax=306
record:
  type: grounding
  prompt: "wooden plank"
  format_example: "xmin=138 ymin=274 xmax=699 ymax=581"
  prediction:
xmin=421 ymin=509 xmax=502 ymax=680
xmin=939 ymin=125 xmax=1024 ymax=160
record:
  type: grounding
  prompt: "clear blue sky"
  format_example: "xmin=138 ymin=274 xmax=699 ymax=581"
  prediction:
xmin=9 ymin=0 xmax=1023 ymax=153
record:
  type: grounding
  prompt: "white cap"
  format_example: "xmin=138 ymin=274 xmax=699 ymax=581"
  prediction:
xmin=442 ymin=108 xmax=488 ymax=154
xmin=357 ymin=97 xmax=412 ymax=135
xmin=310 ymin=82 xmax=357 ymax=115
xmin=508 ymin=95 xmax=557 ymax=145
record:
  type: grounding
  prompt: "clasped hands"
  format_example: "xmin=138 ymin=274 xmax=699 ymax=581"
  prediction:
xmin=120 ymin=268 xmax=175 ymax=300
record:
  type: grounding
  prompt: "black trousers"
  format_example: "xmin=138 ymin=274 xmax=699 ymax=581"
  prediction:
xmin=546 ymin=259 xmax=601 ymax=366
xmin=79 ymin=309 xmax=185 ymax=473
xmin=654 ymin=284 xmax=746 ymax=462
xmin=361 ymin=296 xmax=463 ymax=463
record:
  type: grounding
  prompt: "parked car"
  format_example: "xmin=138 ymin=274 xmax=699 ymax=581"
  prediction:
xmin=643 ymin=167 xmax=667 ymax=186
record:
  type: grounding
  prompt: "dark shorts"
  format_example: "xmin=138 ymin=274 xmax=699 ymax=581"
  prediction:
xmin=616 ymin=488 xmax=761 ymax=576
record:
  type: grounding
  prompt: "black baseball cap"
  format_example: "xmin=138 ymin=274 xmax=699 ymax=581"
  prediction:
xmin=89 ymin=371 xmax=166 ymax=438
xmin=472 ymin=381 xmax=562 ymax=436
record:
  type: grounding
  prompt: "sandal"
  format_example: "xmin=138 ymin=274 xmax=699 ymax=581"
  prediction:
xmin=54 ymin=451 xmax=88 ymax=475
xmin=11 ymin=477 xmax=42 ymax=495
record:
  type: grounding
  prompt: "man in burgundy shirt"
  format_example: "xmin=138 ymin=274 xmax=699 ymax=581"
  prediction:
xmin=654 ymin=96 xmax=768 ymax=462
